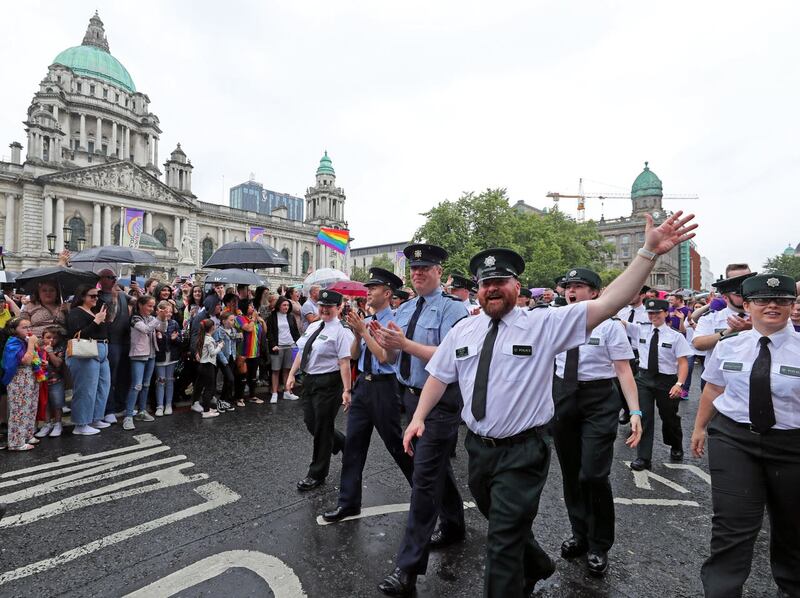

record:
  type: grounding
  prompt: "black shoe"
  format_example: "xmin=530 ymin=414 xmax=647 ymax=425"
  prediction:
xmin=429 ymin=527 xmax=465 ymax=549
xmin=378 ymin=567 xmax=417 ymax=597
xmin=670 ymin=448 xmax=684 ymax=462
xmin=618 ymin=413 xmax=631 ymax=425
xmin=587 ymin=551 xmax=608 ymax=576
xmin=523 ymin=556 xmax=556 ymax=596
xmin=322 ymin=506 xmax=360 ymax=522
xmin=560 ymin=537 xmax=588 ymax=559
xmin=629 ymin=458 xmax=651 ymax=471
xmin=0 ymin=503 xmax=5 ymax=521
xmin=296 ymin=477 xmax=324 ymax=491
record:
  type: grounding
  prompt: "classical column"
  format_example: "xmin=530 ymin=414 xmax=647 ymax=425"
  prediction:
xmin=4 ymin=194 xmax=16 ymax=251
xmin=53 ymin=105 xmax=59 ymax=121
xmin=63 ymin=112 xmax=71 ymax=149
xmin=294 ymin=239 xmax=300 ymax=275
xmin=173 ymin=215 xmax=181 ymax=249
xmin=103 ymin=205 xmax=112 ymax=245
xmin=93 ymin=203 xmax=102 ymax=246
xmin=42 ymin=195 xmax=53 ymax=251
xmin=79 ymin=114 xmax=87 ymax=150
xmin=124 ymin=127 xmax=130 ymax=160
xmin=38 ymin=135 xmax=45 ymax=160
xmin=187 ymin=170 xmax=192 ymax=191
xmin=96 ymin=116 xmax=102 ymax=152
xmin=144 ymin=212 xmax=152 ymax=235
xmin=147 ymin=134 xmax=153 ymax=164
xmin=109 ymin=122 xmax=116 ymax=157
xmin=223 ymin=228 xmax=229 ymax=244
xmin=55 ymin=197 xmax=65 ymax=250
xmin=48 ymin=137 xmax=55 ymax=162
xmin=26 ymin=131 xmax=33 ymax=160
xmin=153 ymin=137 xmax=158 ymax=167
xmin=217 ymin=227 xmax=224 ymax=248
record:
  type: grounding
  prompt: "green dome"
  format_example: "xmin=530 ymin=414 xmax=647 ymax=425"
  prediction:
xmin=316 ymin=151 xmax=335 ymax=176
xmin=784 ymin=244 xmax=795 ymax=256
xmin=54 ymin=45 xmax=135 ymax=93
xmin=631 ymin=161 xmax=663 ymax=199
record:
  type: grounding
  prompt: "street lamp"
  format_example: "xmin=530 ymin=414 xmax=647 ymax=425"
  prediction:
xmin=47 ymin=233 xmax=56 ymax=255
xmin=63 ymin=226 xmax=73 ymax=250
xmin=77 ymin=237 xmax=86 ymax=251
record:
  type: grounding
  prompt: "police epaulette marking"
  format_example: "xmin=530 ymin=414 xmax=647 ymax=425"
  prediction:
xmin=529 ymin=303 xmax=549 ymax=309
xmin=719 ymin=332 xmax=739 ymax=341
xmin=442 ymin=292 xmax=462 ymax=301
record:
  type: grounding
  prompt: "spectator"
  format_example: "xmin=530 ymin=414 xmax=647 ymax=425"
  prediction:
xmin=285 ymin=287 xmax=303 ymax=330
xmin=26 ymin=281 xmax=67 ymax=337
xmin=235 ymin=299 xmax=265 ymax=404
xmin=0 ymin=292 xmax=21 ymax=328
xmin=2 ymin=317 xmax=42 ymax=451
xmin=154 ymin=300 xmax=181 ymax=416
xmin=267 ymin=296 xmax=301 ymax=403
xmin=301 ymin=285 xmax=321 ymax=332
xmin=123 ymin=295 xmax=163 ymax=431
xmin=34 ymin=326 xmax=66 ymax=438
xmin=194 ymin=319 xmax=223 ymax=418
xmin=214 ymin=310 xmax=238 ymax=411
xmin=97 ymin=269 xmax=130 ymax=424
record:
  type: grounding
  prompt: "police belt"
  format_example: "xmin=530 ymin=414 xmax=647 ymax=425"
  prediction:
xmin=717 ymin=413 xmax=800 ymax=437
xmin=575 ymin=378 xmax=614 ymax=389
xmin=360 ymin=373 xmax=395 ymax=382
xmin=403 ymin=385 xmax=424 ymax=396
xmin=468 ymin=425 xmax=548 ymax=448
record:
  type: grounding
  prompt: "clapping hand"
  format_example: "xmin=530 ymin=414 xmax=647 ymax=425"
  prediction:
xmin=346 ymin=310 xmax=367 ymax=336
xmin=374 ymin=321 xmax=406 ymax=351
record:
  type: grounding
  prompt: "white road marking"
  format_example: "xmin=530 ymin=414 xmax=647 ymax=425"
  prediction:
xmin=316 ymin=501 xmax=477 ymax=526
xmin=623 ymin=462 xmax=691 ymax=493
xmin=663 ymin=463 xmax=711 ymax=484
xmin=0 ymin=482 xmax=240 ymax=586
xmin=122 ymin=550 xmax=306 ymax=598
xmin=614 ymin=498 xmax=700 ymax=507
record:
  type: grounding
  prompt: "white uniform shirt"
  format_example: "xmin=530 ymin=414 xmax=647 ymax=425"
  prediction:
xmin=426 ymin=303 xmax=589 ymax=438
xmin=555 ymin=318 xmax=633 ymax=380
xmin=617 ymin=304 xmax=648 ymax=348
xmin=296 ymin=318 xmax=354 ymax=374
xmin=693 ymin=306 xmax=749 ymax=355
xmin=702 ymin=324 xmax=800 ymax=430
xmin=628 ymin=322 xmax=692 ymax=374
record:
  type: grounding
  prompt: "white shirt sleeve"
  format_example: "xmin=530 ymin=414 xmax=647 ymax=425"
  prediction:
xmin=336 ymin=328 xmax=355 ymax=360
xmin=702 ymin=343 xmax=726 ymax=386
xmin=545 ymin=302 xmax=590 ymax=355
xmin=605 ymin=320 xmax=635 ymax=361
xmin=672 ymin=332 xmax=693 ymax=359
xmin=426 ymin=323 xmax=459 ymax=384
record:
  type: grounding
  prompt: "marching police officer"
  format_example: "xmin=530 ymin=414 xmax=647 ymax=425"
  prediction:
xmin=403 ymin=211 xmax=696 ymax=597
xmin=517 ymin=287 xmax=532 ymax=308
xmin=321 ymin=268 xmax=414 ymax=522
xmin=449 ymin=272 xmax=478 ymax=312
xmin=553 ymin=268 xmax=642 ymax=576
xmin=286 ymin=290 xmax=355 ymax=491
xmin=617 ymin=285 xmax=650 ymax=424
xmin=391 ymin=289 xmax=410 ymax=313
xmin=691 ymin=273 xmax=800 ymax=598
xmin=692 ymin=270 xmax=755 ymax=355
xmin=372 ymin=243 xmax=469 ymax=597
xmin=626 ymin=298 xmax=692 ymax=471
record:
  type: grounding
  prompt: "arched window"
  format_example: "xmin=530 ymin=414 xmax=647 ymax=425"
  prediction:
xmin=281 ymin=248 xmax=289 ymax=273
xmin=302 ymin=251 xmax=310 ymax=274
xmin=113 ymin=223 xmax=120 ymax=245
xmin=68 ymin=216 xmax=85 ymax=251
xmin=202 ymin=238 xmax=214 ymax=264
xmin=153 ymin=228 xmax=167 ymax=247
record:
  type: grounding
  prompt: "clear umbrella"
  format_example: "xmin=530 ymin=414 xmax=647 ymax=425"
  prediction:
xmin=302 ymin=268 xmax=349 ymax=290
xmin=204 ymin=269 xmax=269 ymax=287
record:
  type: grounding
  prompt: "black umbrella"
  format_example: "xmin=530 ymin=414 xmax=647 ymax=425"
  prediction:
xmin=203 ymin=241 xmax=288 ymax=270
xmin=70 ymin=245 xmax=157 ymax=265
xmin=204 ymin=269 xmax=269 ymax=287
xmin=16 ymin=266 xmax=99 ymax=296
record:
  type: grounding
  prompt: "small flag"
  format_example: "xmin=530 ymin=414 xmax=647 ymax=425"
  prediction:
xmin=121 ymin=208 xmax=144 ymax=248
xmin=249 ymin=227 xmax=266 ymax=243
xmin=317 ymin=227 xmax=349 ymax=254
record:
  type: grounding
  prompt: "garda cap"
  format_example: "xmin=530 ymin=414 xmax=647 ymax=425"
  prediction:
xmin=644 ymin=298 xmax=670 ymax=312
xmin=393 ymin=289 xmax=410 ymax=301
xmin=519 ymin=287 xmax=532 ymax=299
xmin=741 ymin=274 xmax=797 ymax=300
xmin=365 ymin=267 xmax=403 ymax=290
xmin=562 ymin=268 xmax=602 ymax=289
xmin=469 ymin=248 xmax=525 ymax=282
xmin=712 ymin=272 xmax=757 ymax=295
xmin=404 ymin=243 xmax=448 ymax=267
xmin=317 ymin=289 xmax=344 ymax=306
xmin=449 ymin=272 xmax=475 ymax=291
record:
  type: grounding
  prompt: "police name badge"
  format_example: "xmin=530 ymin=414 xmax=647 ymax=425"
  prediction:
xmin=512 ymin=345 xmax=532 ymax=356
xmin=661 ymin=342 xmax=672 ymax=348
xmin=722 ymin=362 xmax=743 ymax=371
xmin=779 ymin=365 xmax=800 ymax=377
xmin=455 ymin=347 xmax=469 ymax=358
xmin=587 ymin=337 xmax=600 ymax=346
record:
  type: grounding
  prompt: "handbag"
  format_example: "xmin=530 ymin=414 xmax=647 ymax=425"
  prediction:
xmin=235 ymin=355 xmax=247 ymax=374
xmin=67 ymin=331 xmax=99 ymax=359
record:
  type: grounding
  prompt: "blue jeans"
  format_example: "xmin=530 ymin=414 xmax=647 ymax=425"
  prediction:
xmin=155 ymin=362 xmax=177 ymax=408
xmin=48 ymin=380 xmax=65 ymax=410
xmin=66 ymin=344 xmax=111 ymax=425
xmin=105 ymin=342 xmax=131 ymax=415
xmin=126 ymin=357 xmax=155 ymax=416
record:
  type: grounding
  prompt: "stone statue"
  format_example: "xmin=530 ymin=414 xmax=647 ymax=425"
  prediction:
xmin=178 ymin=233 xmax=195 ymax=264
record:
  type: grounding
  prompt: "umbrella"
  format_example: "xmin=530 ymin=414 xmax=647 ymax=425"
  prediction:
xmin=327 ymin=280 xmax=368 ymax=297
xmin=303 ymin=268 xmax=349 ymax=290
xmin=16 ymin=266 xmax=99 ymax=296
xmin=204 ymin=268 xmax=269 ymax=287
xmin=0 ymin=271 xmax=17 ymax=284
xmin=203 ymin=241 xmax=288 ymax=269
xmin=70 ymin=245 xmax=157 ymax=265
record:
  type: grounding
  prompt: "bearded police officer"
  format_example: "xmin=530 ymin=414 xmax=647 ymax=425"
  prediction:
xmin=553 ymin=268 xmax=642 ymax=577
xmin=402 ymin=210 xmax=696 ymax=597
xmin=691 ymin=274 xmax=800 ymax=598
xmin=372 ymin=243 xmax=469 ymax=597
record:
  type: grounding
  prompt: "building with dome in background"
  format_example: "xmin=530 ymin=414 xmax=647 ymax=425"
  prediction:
xmin=0 ymin=12 xmax=347 ymax=284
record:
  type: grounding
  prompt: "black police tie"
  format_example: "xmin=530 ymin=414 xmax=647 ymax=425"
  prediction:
xmin=472 ymin=319 xmax=500 ymax=421
xmin=628 ymin=308 xmax=635 ymax=323
xmin=648 ymin=328 xmax=660 ymax=374
xmin=300 ymin=322 xmax=325 ymax=373
xmin=362 ymin=328 xmax=373 ymax=375
xmin=564 ymin=347 xmax=579 ymax=389
xmin=749 ymin=337 xmax=775 ymax=433
xmin=400 ymin=297 xmax=425 ymax=379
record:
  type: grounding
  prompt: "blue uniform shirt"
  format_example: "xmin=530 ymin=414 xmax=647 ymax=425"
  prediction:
xmin=358 ymin=306 xmax=396 ymax=374
xmin=393 ymin=288 xmax=469 ymax=388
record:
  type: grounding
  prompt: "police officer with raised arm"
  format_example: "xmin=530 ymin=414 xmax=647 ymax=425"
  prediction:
xmin=402 ymin=211 xmax=697 ymax=597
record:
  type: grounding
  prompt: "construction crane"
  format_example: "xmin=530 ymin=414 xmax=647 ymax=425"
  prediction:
xmin=546 ymin=177 xmax=699 ymax=223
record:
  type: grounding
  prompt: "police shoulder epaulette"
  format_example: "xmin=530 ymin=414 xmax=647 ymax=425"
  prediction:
xmin=341 ymin=321 xmax=354 ymax=331
xmin=529 ymin=303 xmax=549 ymax=309
xmin=441 ymin=291 xmax=462 ymax=301
xmin=610 ymin=316 xmax=621 ymax=321
xmin=719 ymin=331 xmax=739 ymax=341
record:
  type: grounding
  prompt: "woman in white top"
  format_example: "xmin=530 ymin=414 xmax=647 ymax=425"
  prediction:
xmin=267 ymin=296 xmax=301 ymax=403
xmin=194 ymin=319 xmax=224 ymax=418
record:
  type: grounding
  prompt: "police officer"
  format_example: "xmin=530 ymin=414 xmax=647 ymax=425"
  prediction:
xmin=691 ymin=274 xmax=800 ymax=598
xmin=286 ymin=290 xmax=355 ymax=491
xmin=449 ymin=272 xmax=478 ymax=312
xmin=517 ymin=287 xmax=532 ymax=308
xmin=391 ymin=289 xmax=410 ymax=313
xmin=617 ymin=285 xmax=650 ymax=424
xmin=692 ymin=270 xmax=755 ymax=354
xmin=626 ymin=298 xmax=692 ymax=471
xmin=372 ymin=243 xmax=469 ymax=597
xmin=321 ymin=268 xmax=414 ymax=522
xmin=403 ymin=210 xmax=695 ymax=597
xmin=553 ymin=268 xmax=642 ymax=576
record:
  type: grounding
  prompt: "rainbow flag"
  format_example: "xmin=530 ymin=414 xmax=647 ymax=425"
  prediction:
xmin=317 ymin=227 xmax=349 ymax=254
xmin=121 ymin=208 xmax=143 ymax=249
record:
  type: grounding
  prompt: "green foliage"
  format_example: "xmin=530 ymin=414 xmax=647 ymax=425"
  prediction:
xmin=413 ymin=189 xmax=614 ymax=287
xmin=763 ymin=253 xmax=800 ymax=281
xmin=350 ymin=254 xmax=397 ymax=283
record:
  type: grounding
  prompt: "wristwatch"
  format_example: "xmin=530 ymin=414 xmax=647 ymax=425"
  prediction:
xmin=637 ymin=247 xmax=657 ymax=261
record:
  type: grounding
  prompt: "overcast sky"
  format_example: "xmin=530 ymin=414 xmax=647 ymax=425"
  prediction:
xmin=2 ymin=1 xmax=798 ymax=278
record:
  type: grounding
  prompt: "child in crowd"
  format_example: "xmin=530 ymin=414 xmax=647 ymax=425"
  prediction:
xmin=2 ymin=317 xmax=44 ymax=451
xmin=34 ymin=326 xmax=66 ymax=438
xmin=154 ymin=300 xmax=181 ymax=416
xmin=213 ymin=311 xmax=238 ymax=412
xmin=194 ymin=319 xmax=223 ymax=419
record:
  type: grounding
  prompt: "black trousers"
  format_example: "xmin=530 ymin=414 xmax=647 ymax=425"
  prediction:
xmin=396 ymin=386 xmax=464 ymax=575
xmin=338 ymin=375 xmax=414 ymax=509
xmin=235 ymin=357 xmax=260 ymax=400
xmin=636 ymin=371 xmax=681 ymax=461
xmin=466 ymin=428 xmax=553 ymax=598
xmin=552 ymin=376 xmax=619 ymax=552
xmin=218 ymin=361 xmax=235 ymax=403
xmin=196 ymin=362 xmax=216 ymax=411
xmin=701 ymin=414 xmax=800 ymax=598
xmin=302 ymin=371 xmax=346 ymax=481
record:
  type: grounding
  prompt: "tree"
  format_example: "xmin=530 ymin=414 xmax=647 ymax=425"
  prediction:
xmin=763 ymin=253 xmax=800 ymax=280
xmin=350 ymin=253 xmax=398 ymax=282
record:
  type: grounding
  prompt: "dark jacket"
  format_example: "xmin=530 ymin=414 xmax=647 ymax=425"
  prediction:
xmin=266 ymin=311 xmax=300 ymax=354
xmin=155 ymin=318 xmax=182 ymax=363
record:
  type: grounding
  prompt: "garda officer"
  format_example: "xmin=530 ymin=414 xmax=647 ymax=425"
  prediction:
xmin=322 ymin=268 xmax=414 ymax=522
xmin=692 ymin=270 xmax=755 ymax=355
xmin=391 ymin=289 xmax=410 ymax=313
xmin=617 ymin=285 xmax=650 ymax=424
xmin=517 ymin=287 xmax=532 ymax=308
xmin=286 ymin=290 xmax=355 ymax=491
xmin=626 ymin=299 xmax=692 ymax=471
xmin=449 ymin=272 xmax=478 ymax=312
xmin=404 ymin=210 xmax=696 ymax=597
xmin=691 ymin=274 xmax=800 ymax=598
xmin=372 ymin=243 xmax=469 ymax=596
xmin=553 ymin=268 xmax=642 ymax=576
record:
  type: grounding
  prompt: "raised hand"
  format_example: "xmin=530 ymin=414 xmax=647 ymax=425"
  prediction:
xmin=644 ymin=211 xmax=698 ymax=256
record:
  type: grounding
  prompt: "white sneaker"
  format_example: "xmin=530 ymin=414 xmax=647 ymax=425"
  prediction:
xmin=91 ymin=420 xmax=111 ymax=429
xmin=62 ymin=406 xmax=71 ymax=414
xmin=114 ymin=410 xmax=126 ymax=418
xmin=201 ymin=409 xmax=220 ymax=419
xmin=122 ymin=417 xmax=135 ymax=431
xmin=164 ymin=405 xmax=173 ymax=415
xmin=270 ymin=393 xmax=278 ymax=404
xmin=155 ymin=407 xmax=164 ymax=417
xmin=35 ymin=424 xmax=53 ymax=438
xmin=103 ymin=414 xmax=117 ymax=424
xmin=73 ymin=425 xmax=101 ymax=436
xmin=135 ymin=410 xmax=155 ymax=422
xmin=49 ymin=422 xmax=63 ymax=437
xmin=191 ymin=402 xmax=204 ymax=413
xmin=283 ymin=391 xmax=300 ymax=401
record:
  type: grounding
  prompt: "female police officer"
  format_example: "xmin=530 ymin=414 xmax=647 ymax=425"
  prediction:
xmin=286 ymin=289 xmax=355 ymax=491
xmin=691 ymin=273 xmax=800 ymax=598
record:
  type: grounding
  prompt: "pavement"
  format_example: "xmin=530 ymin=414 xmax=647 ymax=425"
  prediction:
xmin=0 ymin=375 xmax=780 ymax=597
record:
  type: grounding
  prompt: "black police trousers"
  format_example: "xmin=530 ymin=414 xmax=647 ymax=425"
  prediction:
xmin=337 ymin=375 xmax=413 ymax=510
xmin=636 ymin=371 xmax=681 ymax=461
xmin=701 ymin=414 xmax=800 ymax=598
xmin=465 ymin=427 xmax=553 ymax=598
xmin=302 ymin=371 xmax=346 ymax=481
xmin=552 ymin=376 xmax=620 ymax=553
xmin=395 ymin=387 xmax=464 ymax=575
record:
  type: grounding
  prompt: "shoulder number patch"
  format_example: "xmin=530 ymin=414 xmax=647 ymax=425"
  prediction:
xmin=722 ymin=362 xmax=743 ymax=372
xmin=455 ymin=347 xmax=469 ymax=358
xmin=587 ymin=338 xmax=600 ymax=346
